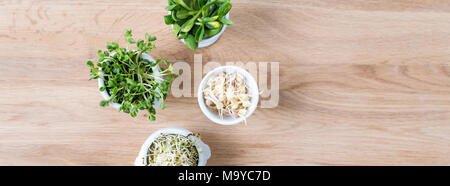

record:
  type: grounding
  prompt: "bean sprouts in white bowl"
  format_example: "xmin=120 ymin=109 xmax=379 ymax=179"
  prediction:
xmin=198 ymin=66 xmax=259 ymax=125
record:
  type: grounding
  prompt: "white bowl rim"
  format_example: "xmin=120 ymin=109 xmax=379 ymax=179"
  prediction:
xmin=197 ymin=66 xmax=259 ymax=125
xmin=134 ymin=127 xmax=211 ymax=166
xmin=97 ymin=53 xmax=162 ymax=109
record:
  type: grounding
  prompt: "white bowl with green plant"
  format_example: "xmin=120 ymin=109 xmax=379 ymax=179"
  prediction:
xmin=164 ymin=0 xmax=233 ymax=50
xmin=135 ymin=127 xmax=211 ymax=166
xmin=87 ymin=30 xmax=178 ymax=121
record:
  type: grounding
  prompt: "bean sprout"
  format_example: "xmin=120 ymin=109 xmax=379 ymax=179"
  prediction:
xmin=203 ymin=72 xmax=251 ymax=121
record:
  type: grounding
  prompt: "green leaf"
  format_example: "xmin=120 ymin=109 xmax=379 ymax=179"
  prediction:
xmin=97 ymin=50 xmax=104 ymax=58
xmin=148 ymin=35 xmax=157 ymax=41
xmin=99 ymin=86 xmax=106 ymax=91
xmin=173 ymin=24 xmax=181 ymax=36
xmin=217 ymin=2 xmax=232 ymax=17
xmin=126 ymin=78 xmax=136 ymax=86
xmin=199 ymin=0 xmax=208 ymax=6
xmin=184 ymin=34 xmax=198 ymax=50
xmin=201 ymin=16 xmax=219 ymax=23
xmin=124 ymin=29 xmax=132 ymax=38
xmin=171 ymin=10 xmax=178 ymax=21
xmin=124 ymin=29 xmax=136 ymax=44
xmin=201 ymin=4 xmax=209 ymax=17
xmin=177 ymin=31 xmax=188 ymax=39
xmin=149 ymin=114 xmax=156 ymax=121
xmin=205 ymin=24 xmax=223 ymax=38
xmin=130 ymin=110 xmax=137 ymax=118
xmin=89 ymin=74 xmax=98 ymax=80
xmin=106 ymin=42 xmax=119 ymax=52
xmin=130 ymin=63 xmax=137 ymax=70
xmin=161 ymin=103 xmax=168 ymax=110
xmin=180 ymin=17 xmax=196 ymax=33
xmin=219 ymin=17 xmax=233 ymax=25
xmin=173 ymin=0 xmax=193 ymax=10
xmin=206 ymin=21 xmax=221 ymax=29
xmin=201 ymin=0 xmax=217 ymax=17
xmin=137 ymin=40 xmax=144 ymax=49
xmin=86 ymin=61 xmax=94 ymax=68
xmin=164 ymin=15 xmax=175 ymax=25
xmin=113 ymin=67 xmax=120 ymax=74
xmin=195 ymin=25 xmax=205 ymax=42
xmin=127 ymin=37 xmax=136 ymax=44
xmin=176 ymin=9 xmax=190 ymax=19
xmin=100 ymin=100 xmax=109 ymax=107
xmin=180 ymin=11 xmax=201 ymax=33
xmin=166 ymin=75 xmax=174 ymax=83
xmin=165 ymin=4 xmax=177 ymax=11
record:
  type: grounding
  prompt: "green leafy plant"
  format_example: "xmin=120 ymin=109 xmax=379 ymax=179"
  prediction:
xmin=87 ymin=30 xmax=179 ymax=121
xmin=164 ymin=0 xmax=233 ymax=50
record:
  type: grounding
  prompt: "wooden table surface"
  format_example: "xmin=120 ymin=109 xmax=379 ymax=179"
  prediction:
xmin=1 ymin=0 xmax=450 ymax=166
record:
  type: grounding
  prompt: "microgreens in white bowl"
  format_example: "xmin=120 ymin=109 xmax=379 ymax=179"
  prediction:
xmin=135 ymin=127 xmax=211 ymax=166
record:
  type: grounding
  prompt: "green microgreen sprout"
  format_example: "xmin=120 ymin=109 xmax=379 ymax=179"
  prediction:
xmin=87 ymin=29 xmax=179 ymax=121
xmin=164 ymin=0 xmax=233 ymax=50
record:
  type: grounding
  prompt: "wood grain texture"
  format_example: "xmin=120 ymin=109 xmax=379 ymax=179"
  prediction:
xmin=0 ymin=0 xmax=449 ymax=165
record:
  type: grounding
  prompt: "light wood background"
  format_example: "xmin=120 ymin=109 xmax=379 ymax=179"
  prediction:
xmin=0 ymin=0 xmax=449 ymax=165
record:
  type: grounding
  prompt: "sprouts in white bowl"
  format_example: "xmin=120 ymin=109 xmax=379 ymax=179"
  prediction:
xmin=203 ymin=71 xmax=251 ymax=119
xmin=147 ymin=134 xmax=199 ymax=166
xmin=135 ymin=127 xmax=211 ymax=166
xmin=198 ymin=66 xmax=259 ymax=125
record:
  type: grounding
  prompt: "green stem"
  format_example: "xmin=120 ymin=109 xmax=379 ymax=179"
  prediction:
xmin=175 ymin=0 xmax=193 ymax=10
xmin=107 ymin=87 xmax=123 ymax=102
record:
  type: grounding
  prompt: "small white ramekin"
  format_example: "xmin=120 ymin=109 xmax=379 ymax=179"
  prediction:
xmin=134 ymin=127 xmax=211 ymax=166
xmin=97 ymin=53 xmax=162 ymax=109
xmin=198 ymin=66 xmax=259 ymax=125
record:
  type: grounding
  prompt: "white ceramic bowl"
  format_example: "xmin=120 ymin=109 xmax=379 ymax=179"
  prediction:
xmin=98 ymin=53 xmax=162 ymax=109
xmin=134 ymin=127 xmax=211 ymax=166
xmin=170 ymin=12 xmax=230 ymax=49
xmin=198 ymin=66 xmax=259 ymax=125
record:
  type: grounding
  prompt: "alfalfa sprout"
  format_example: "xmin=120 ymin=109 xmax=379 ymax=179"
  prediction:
xmin=146 ymin=134 xmax=199 ymax=166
